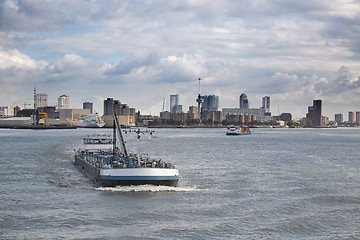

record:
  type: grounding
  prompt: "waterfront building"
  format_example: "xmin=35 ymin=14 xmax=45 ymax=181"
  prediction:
xmin=58 ymin=94 xmax=70 ymax=110
xmin=104 ymin=99 xmax=124 ymax=115
xmin=222 ymin=107 xmax=271 ymax=122
xmin=321 ymin=116 xmax=329 ymax=126
xmin=169 ymin=94 xmax=182 ymax=113
xmin=35 ymin=93 xmax=48 ymax=108
xmin=83 ymin=102 xmax=93 ymax=114
xmin=348 ymin=111 xmax=355 ymax=124
xmin=202 ymin=95 xmax=219 ymax=112
xmin=14 ymin=106 xmax=20 ymax=116
xmin=222 ymin=108 xmax=240 ymax=119
xmin=313 ymin=100 xmax=322 ymax=127
xmin=0 ymin=117 xmax=32 ymax=126
xmin=280 ymin=113 xmax=292 ymax=122
xmin=59 ymin=109 xmax=91 ymax=121
xmin=3 ymin=105 xmax=15 ymax=116
xmin=356 ymin=111 xmax=360 ymax=126
xmin=138 ymin=114 xmax=159 ymax=126
xmin=103 ymin=98 xmax=114 ymax=115
xmin=170 ymin=94 xmax=180 ymax=113
xmin=174 ymin=112 xmax=187 ymax=123
xmin=244 ymin=114 xmax=252 ymax=124
xmin=0 ymin=105 xmax=15 ymax=117
xmin=306 ymin=106 xmax=314 ymax=127
xmin=224 ymin=114 xmax=237 ymax=123
xmin=262 ymin=96 xmax=271 ymax=114
xmin=305 ymin=100 xmax=322 ymax=127
xmin=239 ymin=93 xmax=249 ymax=113
xmin=202 ymin=110 xmax=221 ymax=125
xmin=188 ymin=106 xmax=199 ymax=120
xmin=102 ymin=98 xmax=135 ymax=127
xmin=334 ymin=113 xmax=343 ymax=124
xmin=223 ymin=112 xmax=257 ymax=125
xmin=158 ymin=111 xmax=186 ymax=125
xmin=250 ymin=114 xmax=256 ymax=123
xmin=160 ymin=111 xmax=171 ymax=122
xmin=113 ymin=100 xmax=122 ymax=115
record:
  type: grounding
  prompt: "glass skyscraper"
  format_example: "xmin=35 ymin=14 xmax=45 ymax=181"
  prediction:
xmin=313 ymin=99 xmax=322 ymax=127
xmin=239 ymin=93 xmax=249 ymax=113
xmin=262 ymin=96 xmax=270 ymax=113
xmin=202 ymin=95 xmax=219 ymax=112
xmin=170 ymin=94 xmax=179 ymax=113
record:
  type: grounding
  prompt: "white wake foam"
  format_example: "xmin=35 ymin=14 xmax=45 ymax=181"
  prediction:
xmin=95 ymin=184 xmax=201 ymax=192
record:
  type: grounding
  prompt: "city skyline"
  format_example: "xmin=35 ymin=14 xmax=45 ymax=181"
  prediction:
xmin=1 ymin=1 xmax=360 ymax=119
xmin=2 ymin=90 xmax=360 ymax=123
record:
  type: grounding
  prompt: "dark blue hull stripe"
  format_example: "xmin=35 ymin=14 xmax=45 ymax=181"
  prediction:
xmin=101 ymin=176 xmax=179 ymax=181
xmin=100 ymin=178 xmax=179 ymax=187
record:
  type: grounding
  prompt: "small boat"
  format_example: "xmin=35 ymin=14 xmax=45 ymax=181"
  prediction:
xmin=74 ymin=110 xmax=179 ymax=187
xmin=226 ymin=125 xmax=251 ymax=136
xmin=68 ymin=113 xmax=105 ymax=128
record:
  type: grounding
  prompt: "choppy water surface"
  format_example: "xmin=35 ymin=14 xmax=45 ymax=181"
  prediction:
xmin=1 ymin=127 xmax=359 ymax=239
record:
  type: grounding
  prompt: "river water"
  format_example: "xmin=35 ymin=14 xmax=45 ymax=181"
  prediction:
xmin=0 ymin=127 xmax=359 ymax=239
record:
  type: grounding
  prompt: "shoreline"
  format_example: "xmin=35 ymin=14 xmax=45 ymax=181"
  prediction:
xmin=0 ymin=125 xmax=77 ymax=130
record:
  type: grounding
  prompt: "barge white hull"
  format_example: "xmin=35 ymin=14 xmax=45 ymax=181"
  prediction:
xmin=75 ymin=155 xmax=179 ymax=187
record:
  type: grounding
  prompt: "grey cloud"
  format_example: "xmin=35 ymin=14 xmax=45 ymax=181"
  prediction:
xmin=1 ymin=0 xmax=360 ymax=118
xmin=0 ymin=0 xmax=78 ymax=31
xmin=266 ymin=72 xmax=303 ymax=94
xmin=103 ymin=52 xmax=203 ymax=85
xmin=314 ymin=67 xmax=360 ymax=95
xmin=105 ymin=52 xmax=160 ymax=75
xmin=45 ymin=54 xmax=92 ymax=73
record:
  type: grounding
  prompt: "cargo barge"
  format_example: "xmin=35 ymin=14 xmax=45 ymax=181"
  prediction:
xmin=74 ymin=111 xmax=179 ymax=187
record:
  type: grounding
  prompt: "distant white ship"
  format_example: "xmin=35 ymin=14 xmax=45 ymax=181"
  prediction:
xmin=226 ymin=125 xmax=251 ymax=135
xmin=68 ymin=113 xmax=105 ymax=128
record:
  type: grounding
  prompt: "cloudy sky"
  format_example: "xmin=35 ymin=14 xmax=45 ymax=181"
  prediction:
xmin=1 ymin=0 xmax=360 ymax=119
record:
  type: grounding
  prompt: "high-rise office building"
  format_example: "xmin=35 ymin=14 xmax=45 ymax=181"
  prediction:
xmin=313 ymin=100 xmax=322 ymax=127
xmin=103 ymin=98 xmax=114 ymax=115
xmin=202 ymin=95 xmax=219 ymax=112
xmin=104 ymin=98 xmax=124 ymax=115
xmin=306 ymin=106 xmax=314 ymax=127
xmin=334 ymin=113 xmax=343 ymax=124
xmin=170 ymin=94 xmax=183 ymax=113
xmin=102 ymin=98 xmax=136 ymax=127
xmin=262 ymin=96 xmax=270 ymax=113
xmin=35 ymin=93 xmax=48 ymax=108
xmin=348 ymin=111 xmax=355 ymax=124
xmin=83 ymin=102 xmax=93 ymax=114
xmin=239 ymin=93 xmax=249 ymax=112
xmin=305 ymin=99 xmax=322 ymax=127
xmin=58 ymin=94 xmax=70 ymax=110
xmin=170 ymin=94 xmax=179 ymax=113
xmin=356 ymin=111 xmax=360 ymax=126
